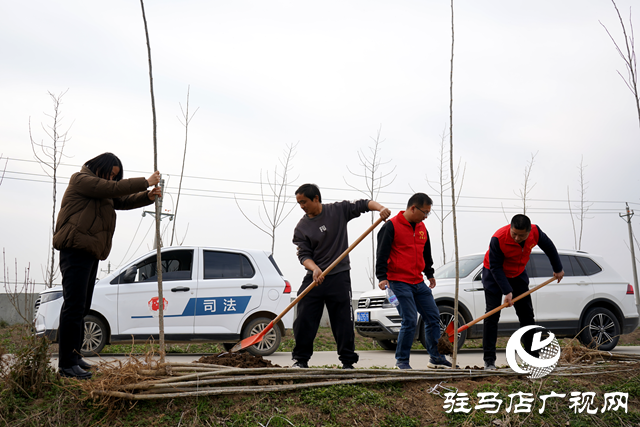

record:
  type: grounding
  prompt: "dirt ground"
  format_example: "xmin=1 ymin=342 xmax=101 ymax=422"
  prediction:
xmin=196 ymin=352 xmax=280 ymax=368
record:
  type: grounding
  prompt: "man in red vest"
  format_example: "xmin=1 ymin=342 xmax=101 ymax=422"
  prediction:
xmin=482 ymin=214 xmax=564 ymax=370
xmin=376 ymin=193 xmax=452 ymax=369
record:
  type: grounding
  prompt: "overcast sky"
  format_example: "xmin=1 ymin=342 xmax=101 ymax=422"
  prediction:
xmin=1 ymin=0 xmax=639 ymax=296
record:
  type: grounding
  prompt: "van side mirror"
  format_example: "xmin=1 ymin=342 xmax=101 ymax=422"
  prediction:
xmin=122 ymin=266 xmax=138 ymax=283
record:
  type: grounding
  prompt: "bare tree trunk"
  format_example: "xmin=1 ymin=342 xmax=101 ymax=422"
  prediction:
xmin=567 ymin=157 xmax=592 ymax=250
xmin=29 ymin=90 xmax=71 ymax=288
xmin=171 ymin=86 xmax=198 ymax=246
xmin=518 ymin=151 xmax=538 ymax=215
xmin=140 ymin=0 xmax=165 ymax=364
xmin=426 ymin=128 xmax=465 ymax=265
xmin=602 ymin=0 xmax=640 ymax=130
xmin=344 ymin=126 xmax=396 ymax=288
xmin=235 ymin=143 xmax=298 ymax=255
xmin=449 ymin=0 xmax=460 ymax=369
xmin=577 ymin=156 xmax=591 ymax=250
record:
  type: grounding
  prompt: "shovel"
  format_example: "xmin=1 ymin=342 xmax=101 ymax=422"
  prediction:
xmin=230 ymin=217 xmax=385 ymax=353
xmin=444 ymin=276 xmax=556 ymax=343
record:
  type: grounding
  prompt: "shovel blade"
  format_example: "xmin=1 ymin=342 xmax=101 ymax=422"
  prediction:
xmin=229 ymin=320 xmax=274 ymax=353
xmin=447 ymin=323 xmax=470 ymax=343
xmin=445 ymin=320 xmax=455 ymax=339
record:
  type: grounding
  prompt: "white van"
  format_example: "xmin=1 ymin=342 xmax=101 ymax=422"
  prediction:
xmin=34 ymin=246 xmax=293 ymax=356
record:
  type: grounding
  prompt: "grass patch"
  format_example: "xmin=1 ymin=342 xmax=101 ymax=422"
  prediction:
xmin=1 ymin=364 xmax=639 ymax=426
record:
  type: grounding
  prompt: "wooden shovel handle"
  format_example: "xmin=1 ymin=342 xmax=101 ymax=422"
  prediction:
xmin=460 ymin=276 xmax=557 ymax=331
xmin=270 ymin=217 xmax=385 ymax=326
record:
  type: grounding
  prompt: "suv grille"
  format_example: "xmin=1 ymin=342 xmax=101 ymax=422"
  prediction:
xmin=34 ymin=296 xmax=41 ymax=321
xmin=358 ymin=297 xmax=386 ymax=309
xmin=355 ymin=321 xmax=384 ymax=332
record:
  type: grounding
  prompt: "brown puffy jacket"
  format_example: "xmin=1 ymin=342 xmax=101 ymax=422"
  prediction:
xmin=53 ymin=166 xmax=154 ymax=260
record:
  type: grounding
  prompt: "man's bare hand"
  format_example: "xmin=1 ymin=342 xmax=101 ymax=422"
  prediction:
xmin=504 ymin=292 xmax=513 ymax=307
xmin=554 ymin=270 xmax=565 ymax=283
xmin=428 ymin=278 xmax=436 ymax=289
xmin=379 ymin=207 xmax=391 ymax=221
xmin=312 ymin=266 xmax=324 ymax=284
xmin=148 ymin=186 xmax=162 ymax=201
xmin=378 ymin=280 xmax=389 ymax=290
xmin=147 ymin=171 xmax=161 ymax=186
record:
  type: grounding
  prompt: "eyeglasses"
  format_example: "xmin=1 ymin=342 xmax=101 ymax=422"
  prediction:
xmin=415 ymin=206 xmax=431 ymax=218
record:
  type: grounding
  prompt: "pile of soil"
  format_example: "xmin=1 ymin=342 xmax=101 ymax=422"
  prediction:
xmin=196 ymin=352 xmax=280 ymax=368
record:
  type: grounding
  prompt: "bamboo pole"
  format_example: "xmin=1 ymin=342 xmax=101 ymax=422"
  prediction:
xmin=139 ymin=0 xmax=165 ymax=364
xmin=448 ymin=0 xmax=460 ymax=369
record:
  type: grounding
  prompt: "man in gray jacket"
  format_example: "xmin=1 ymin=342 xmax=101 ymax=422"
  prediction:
xmin=291 ymin=183 xmax=390 ymax=369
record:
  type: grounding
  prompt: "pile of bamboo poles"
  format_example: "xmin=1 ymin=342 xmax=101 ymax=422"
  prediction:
xmin=83 ymin=356 xmax=640 ymax=401
xmin=88 ymin=362 xmax=517 ymax=400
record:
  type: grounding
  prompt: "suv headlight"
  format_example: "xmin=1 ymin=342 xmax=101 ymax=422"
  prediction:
xmin=39 ymin=291 xmax=64 ymax=304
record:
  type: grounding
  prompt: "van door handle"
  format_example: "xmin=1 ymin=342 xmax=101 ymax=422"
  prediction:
xmin=241 ymin=284 xmax=259 ymax=289
xmin=171 ymin=286 xmax=190 ymax=292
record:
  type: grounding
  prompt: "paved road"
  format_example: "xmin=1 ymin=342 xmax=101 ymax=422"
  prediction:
xmin=52 ymin=346 xmax=640 ymax=370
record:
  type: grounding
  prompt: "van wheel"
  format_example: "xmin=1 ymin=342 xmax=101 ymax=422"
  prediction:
xmin=375 ymin=339 xmax=398 ymax=351
xmin=421 ymin=305 xmax=466 ymax=351
xmin=242 ymin=317 xmax=281 ymax=356
xmin=579 ymin=307 xmax=620 ymax=351
xmin=81 ymin=315 xmax=107 ymax=357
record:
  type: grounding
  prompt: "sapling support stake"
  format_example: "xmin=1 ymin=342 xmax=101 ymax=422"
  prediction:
xmin=139 ymin=0 xmax=165 ymax=363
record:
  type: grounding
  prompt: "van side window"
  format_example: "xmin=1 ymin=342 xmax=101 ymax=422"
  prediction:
xmin=569 ymin=256 xmax=585 ymax=276
xmin=558 ymin=255 xmax=574 ymax=276
xmin=529 ymin=254 xmax=553 ymax=278
xmin=576 ymin=257 xmax=603 ymax=276
xmin=203 ymin=251 xmax=255 ymax=279
xmin=136 ymin=250 xmax=194 ymax=282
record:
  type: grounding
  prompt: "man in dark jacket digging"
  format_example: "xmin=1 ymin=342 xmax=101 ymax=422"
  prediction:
xmin=482 ymin=214 xmax=564 ymax=371
xmin=291 ymin=183 xmax=390 ymax=369
xmin=376 ymin=192 xmax=451 ymax=370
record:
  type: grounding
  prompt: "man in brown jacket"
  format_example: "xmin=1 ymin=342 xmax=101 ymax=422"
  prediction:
xmin=53 ymin=153 xmax=161 ymax=379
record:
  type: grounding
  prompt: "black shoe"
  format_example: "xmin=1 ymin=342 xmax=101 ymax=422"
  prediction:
xmin=77 ymin=358 xmax=95 ymax=370
xmin=342 ymin=363 xmax=355 ymax=370
xmin=291 ymin=360 xmax=309 ymax=368
xmin=59 ymin=365 xmax=92 ymax=380
xmin=484 ymin=361 xmax=496 ymax=371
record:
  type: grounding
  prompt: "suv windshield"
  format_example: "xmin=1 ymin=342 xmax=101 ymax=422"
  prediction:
xmin=434 ymin=255 xmax=484 ymax=279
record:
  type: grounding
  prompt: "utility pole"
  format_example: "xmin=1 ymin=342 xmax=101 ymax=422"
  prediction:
xmin=99 ymin=261 xmax=111 ymax=276
xmin=620 ymin=203 xmax=640 ymax=310
xmin=142 ymin=178 xmax=174 ymax=249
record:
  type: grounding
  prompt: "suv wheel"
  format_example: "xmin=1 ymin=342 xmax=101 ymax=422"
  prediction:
xmin=81 ymin=315 xmax=108 ymax=357
xmin=242 ymin=317 xmax=282 ymax=356
xmin=375 ymin=339 xmax=398 ymax=351
xmin=427 ymin=305 xmax=466 ymax=350
xmin=579 ymin=307 xmax=620 ymax=351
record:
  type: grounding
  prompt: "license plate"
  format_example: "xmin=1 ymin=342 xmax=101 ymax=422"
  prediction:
xmin=356 ymin=312 xmax=370 ymax=322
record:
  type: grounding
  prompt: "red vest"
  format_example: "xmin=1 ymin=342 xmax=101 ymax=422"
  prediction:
xmin=483 ymin=224 xmax=540 ymax=278
xmin=387 ymin=212 xmax=428 ymax=284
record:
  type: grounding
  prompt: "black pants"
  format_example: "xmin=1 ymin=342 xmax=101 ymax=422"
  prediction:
xmin=482 ymin=269 xmax=536 ymax=364
xmin=58 ymin=248 xmax=99 ymax=368
xmin=292 ymin=270 xmax=358 ymax=365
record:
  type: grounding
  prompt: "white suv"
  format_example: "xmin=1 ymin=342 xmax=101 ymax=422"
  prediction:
xmin=34 ymin=246 xmax=294 ymax=356
xmin=355 ymin=250 xmax=638 ymax=351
